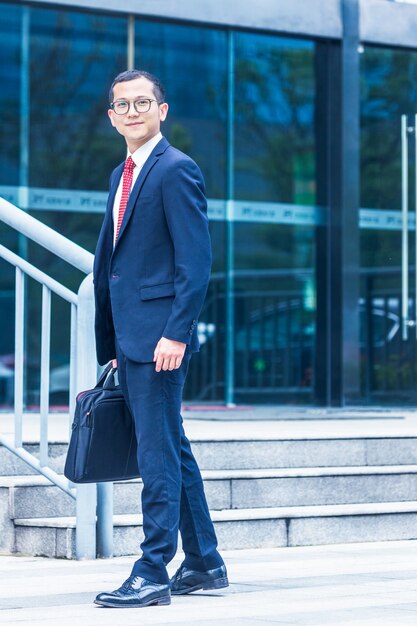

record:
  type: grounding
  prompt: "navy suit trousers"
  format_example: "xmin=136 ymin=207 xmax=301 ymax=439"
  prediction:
xmin=115 ymin=341 xmax=223 ymax=584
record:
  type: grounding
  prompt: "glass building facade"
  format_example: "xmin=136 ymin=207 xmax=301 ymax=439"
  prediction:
xmin=2 ymin=0 xmax=417 ymax=410
xmin=360 ymin=45 xmax=417 ymax=403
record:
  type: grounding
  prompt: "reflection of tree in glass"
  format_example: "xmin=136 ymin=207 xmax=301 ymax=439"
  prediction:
xmin=29 ymin=11 xmax=126 ymax=191
xmin=0 ymin=9 xmax=21 ymax=185
xmin=361 ymin=47 xmax=417 ymax=212
xmin=234 ymin=41 xmax=315 ymax=204
xmin=168 ymin=122 xmax=193 ymax=155
xmin=0 ymin=90 xmax=20 ymax=185
xmin=360 ymin=48 xmax=417 ymax=272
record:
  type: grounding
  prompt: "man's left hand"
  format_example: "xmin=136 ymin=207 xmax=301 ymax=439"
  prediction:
xmin=154 ymin=337 xmax=186 ymax=372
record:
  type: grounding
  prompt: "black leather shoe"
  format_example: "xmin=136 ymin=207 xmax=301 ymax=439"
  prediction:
xmin=94 ymin=575 xmax=171 ymax=608
xmin=170 ymin=564 xmax=229 ymax=595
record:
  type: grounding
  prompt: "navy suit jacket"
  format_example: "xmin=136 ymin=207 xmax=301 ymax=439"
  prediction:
xmin=93 ymin=137 xmax=212 ymax=365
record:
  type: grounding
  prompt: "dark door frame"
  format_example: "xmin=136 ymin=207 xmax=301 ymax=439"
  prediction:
xmin=314 ymin=0 xmax=361 ymax=405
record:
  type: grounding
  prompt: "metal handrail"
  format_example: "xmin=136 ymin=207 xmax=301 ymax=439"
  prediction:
xmin=0 ymin=197 xmax=93 ymax=273
xmin=0 ymin=245 xmax=77 ymax=304
xmin=0 ymin=196 xmax=105 ymax=559
xmin=0 ymin=436 xmax=75 ymax=497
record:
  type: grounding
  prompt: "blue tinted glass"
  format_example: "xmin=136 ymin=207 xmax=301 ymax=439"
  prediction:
xmin=235 ymin=32 xmax=315 ymax=204
xmin=0 ymin=4 xmax=21 ymax=185
xmin=360 ymin=46 xmax=417 ymax=403
xmin=361 ymin=46 xmax=417 ymax=210
xmin=29 ymin=9 xmax=127 ymax=189
xmin=232 ymin=33 xmax=316 ymax=402
xmin=0 ymin=5 xmax=22 ymax=408
xmin=135 ymin=20 xmax=227 ymax=198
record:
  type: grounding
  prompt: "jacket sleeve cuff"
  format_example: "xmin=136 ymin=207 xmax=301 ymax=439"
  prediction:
xmin=161 ymin=332 xmax=191 ymax=345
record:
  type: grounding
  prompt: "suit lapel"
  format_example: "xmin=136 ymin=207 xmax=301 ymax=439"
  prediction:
xmin=113 ymin=137 xmax=170 ymax=250
xmin=107 ymin=162 xmax=124 ymax=223
xmin=95 ymin=162 xmax=124 ymax=263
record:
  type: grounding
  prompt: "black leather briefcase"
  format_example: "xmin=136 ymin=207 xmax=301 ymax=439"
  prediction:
xmin=64 ymin=365 xmax=139 ymax=483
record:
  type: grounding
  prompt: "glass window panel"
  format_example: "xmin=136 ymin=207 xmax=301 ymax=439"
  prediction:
xmin=233 ymin=33 xmax=317 ymax=404
xmin=361 ymin=47 xmax=417 ymax=211
xmin=29 ymin=8 xmax=128 ymax=190
xmin=0 ymin=4 xmax=22 ymax=408
xmin=135 ymin=20 xmax=228 ymax=199
xmin=360 ymin=45 xmax=417 ymax=404
xmin=234 ymin=33 xmax=315 ymax=204
xmin=0 ymin=4 xmax=21 ymax=185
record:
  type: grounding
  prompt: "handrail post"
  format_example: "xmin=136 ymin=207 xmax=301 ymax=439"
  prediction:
xmin=97 ymin=482 xmax=114 ymax=558
xmin=75 ymin=273 xmax=98 ymax=559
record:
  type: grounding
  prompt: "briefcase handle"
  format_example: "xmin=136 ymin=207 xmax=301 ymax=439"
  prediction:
xmin=96 ymin=363 xmax=118 ymax=390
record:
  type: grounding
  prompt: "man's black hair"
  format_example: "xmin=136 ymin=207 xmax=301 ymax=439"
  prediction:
xmin=109 ymin=70 xmax=166 ymax=104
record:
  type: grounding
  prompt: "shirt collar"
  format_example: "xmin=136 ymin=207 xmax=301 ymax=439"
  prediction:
xmin=129 ymin=132 xmax=163 ymax=169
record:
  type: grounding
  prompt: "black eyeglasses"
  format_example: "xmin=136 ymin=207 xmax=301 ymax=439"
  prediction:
xmin=109 ymin=98 xmax=160 ymax=115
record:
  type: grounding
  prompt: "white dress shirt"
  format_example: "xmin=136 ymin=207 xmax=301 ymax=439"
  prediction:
xmin=113 ymin=132 xmax=163 ymax=245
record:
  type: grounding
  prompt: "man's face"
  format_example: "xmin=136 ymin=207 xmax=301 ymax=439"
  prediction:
xmin=108 ymin=76 xmax=168 ymax=152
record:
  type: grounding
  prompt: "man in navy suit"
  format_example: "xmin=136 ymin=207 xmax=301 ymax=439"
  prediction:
xmin=93 ymin=70 xmax=228 ymax=608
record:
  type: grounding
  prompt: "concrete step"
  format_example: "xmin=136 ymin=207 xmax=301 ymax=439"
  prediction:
xmin=192 ymin=436 xmax=417 ymax=470
xmin=113 ymin=465 xmax=417 ymax=513
xmin=1 ymin=476 xmax=75 ymax=520
xmin=3 ymin=435 xmax=417 ymax=475
xmin=13 ymin=501 xmax=417 ymax=558
xmin=5 ymin=465 xmax=417 ymax=521
xmin=0 ymin=444 xmax=68 ymax=476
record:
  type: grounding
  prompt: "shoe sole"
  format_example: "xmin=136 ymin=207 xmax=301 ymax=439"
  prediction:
xmin=94 ymin=596 xmax=171 ymax=608
xmin=171 ymin=576 xmax=229 ymax=595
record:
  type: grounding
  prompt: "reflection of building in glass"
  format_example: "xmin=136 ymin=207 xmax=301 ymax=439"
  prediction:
xmin=2 ymin=0 xmax=417 ymax=409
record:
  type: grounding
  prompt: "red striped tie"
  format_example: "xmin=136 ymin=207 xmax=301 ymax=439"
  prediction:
xmin=115 ymin=156 xmax=136 ymax=241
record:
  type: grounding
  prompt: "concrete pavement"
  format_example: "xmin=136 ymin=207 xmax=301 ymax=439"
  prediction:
xmin=3 ymin=407 xmax=417 ymax=444
xmin=2 ymin=540 xmax=417 ymax=625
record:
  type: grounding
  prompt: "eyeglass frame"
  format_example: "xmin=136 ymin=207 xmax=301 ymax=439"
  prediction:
xmin=109 ymin=98 xmax=162 ymax=115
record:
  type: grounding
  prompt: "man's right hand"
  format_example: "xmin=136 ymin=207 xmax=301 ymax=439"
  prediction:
xmin=112 ymin=358 xmax=117 ymax=368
